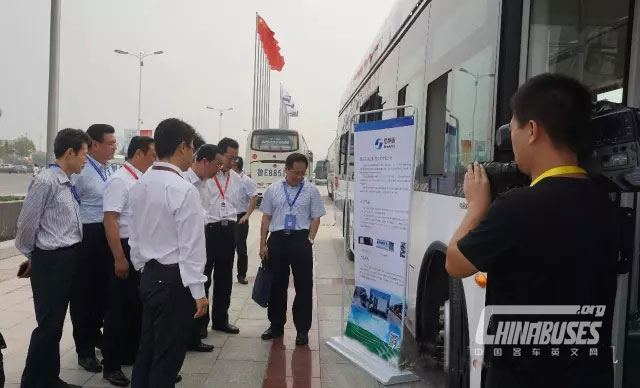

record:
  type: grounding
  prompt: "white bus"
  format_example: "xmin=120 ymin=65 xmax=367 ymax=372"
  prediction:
xmin=331 ymin=0 xmax=640 ymax=387
xmin=245 ymin=129 xmax=313 ymax=198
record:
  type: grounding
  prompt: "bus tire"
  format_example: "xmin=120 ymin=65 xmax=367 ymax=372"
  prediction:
xmin=416 ymin=247 xmax=469 ymax=388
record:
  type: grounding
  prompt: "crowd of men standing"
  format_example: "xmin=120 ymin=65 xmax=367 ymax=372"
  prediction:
xmin=6 ymin=118 xmax=325 ymax=388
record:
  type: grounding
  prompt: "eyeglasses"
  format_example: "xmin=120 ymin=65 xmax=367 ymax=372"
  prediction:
xmin=184 ymin=142 xmax=195 ymax=151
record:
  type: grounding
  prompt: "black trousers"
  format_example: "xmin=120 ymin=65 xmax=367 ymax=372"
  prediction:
xmin=102 ymin=239 xmax=142 ymax=372
xmin=70 ymin=223 xmax=111 ymax=358
xmin=267 ymin=230 xmax=313 ymax=333
xmin=131 ymin=261 xmax=194 ymax=388
xmin=203 ymin=222 xmax=236 ymax=327
xmin=21 ymin=245 xmax=77 ymax=388
xmin=235 ymin=213 xmax=249 ymax=278
xmin=0 ymin=349 xmax=4 ymax=388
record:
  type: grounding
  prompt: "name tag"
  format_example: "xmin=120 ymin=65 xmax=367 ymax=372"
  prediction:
xmin=284 ymin=214 xmax=297 ymax=230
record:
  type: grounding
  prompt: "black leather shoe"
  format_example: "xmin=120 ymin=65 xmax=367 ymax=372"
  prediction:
xmin=199 ymin=326 xmax=208 ymax=339
xmin=212 ymin=322 xmax=240 ymax=334
xmin=79 ymin=356 xmax=102 ymax=373
xmin=188 ymin=341 xmax=215 ymax=352
xmin=237 ymin=276 xmax=248 ymax=285
xmin=261 ymin=326 xmax=284 ymax=340
xmin=296 ymin=332 xmax=309 ymax=346
xmin=55 ymin=378 xmax=81 ymax=388
xmin=175 ymin=374 xmax=183 ymax=383
xmin=103 ymin=370 xmax=130 ymax=387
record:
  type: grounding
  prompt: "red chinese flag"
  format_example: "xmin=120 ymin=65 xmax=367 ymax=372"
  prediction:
xmin=257 ymin=16 xmax=285 ymax=72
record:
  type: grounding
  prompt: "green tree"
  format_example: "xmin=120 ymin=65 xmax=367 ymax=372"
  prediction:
xmin=0 ymin=140 xmax=10 ymax=157
xmin=12 ymin=136 xmax=35 ymax=157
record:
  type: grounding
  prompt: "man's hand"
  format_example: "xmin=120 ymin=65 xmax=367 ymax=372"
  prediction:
xmin=18 ymin=259 xmax=31 ymax=278
xmin=259 ymin=243 xmax=268 ymax=261
xmin=114 ymin=255 xmax=130 ymax=279
xmin=239 ymin=214 xmax=250 ymax=224
xmin=464 ymin=162 xmax=491 ymax=213
xmin=194 ymin=297 xmax=209 ymax=318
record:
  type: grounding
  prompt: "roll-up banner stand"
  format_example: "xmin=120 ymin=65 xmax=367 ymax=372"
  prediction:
xmin=327 ymin=106 xmax=419 ymax=385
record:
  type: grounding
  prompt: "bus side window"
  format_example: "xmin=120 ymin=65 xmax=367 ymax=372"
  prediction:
xmin=424 ymin=72 xmax=448 ymax=176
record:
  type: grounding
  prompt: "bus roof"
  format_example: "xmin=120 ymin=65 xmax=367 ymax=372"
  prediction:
xmin=251 ymin=129 xmax=299 ymax=134
xmin=339 ymin=0 xmax=426 ymax=113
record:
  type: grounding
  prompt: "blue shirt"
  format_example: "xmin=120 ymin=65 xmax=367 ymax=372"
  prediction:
xmin=73 ymin=154 xmax=112 ymax=224
xmin=260 ymin=178 xmax=325 ymax=232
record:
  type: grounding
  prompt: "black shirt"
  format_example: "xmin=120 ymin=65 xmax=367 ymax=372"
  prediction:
xmin=458 ymin=177 xmax=618 ymax=388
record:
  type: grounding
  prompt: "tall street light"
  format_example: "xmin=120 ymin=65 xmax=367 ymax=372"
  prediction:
xmin=114 ymin=49 xmax=164 ymax=132
xmin=458 ymin=68 xmax=495 ymax=161
xmin=206 ymin=106 xmax=234 ymax=142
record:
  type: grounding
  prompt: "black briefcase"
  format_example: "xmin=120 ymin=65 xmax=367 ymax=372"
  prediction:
xmin=252 ymin=261 xmax=273 ymax=308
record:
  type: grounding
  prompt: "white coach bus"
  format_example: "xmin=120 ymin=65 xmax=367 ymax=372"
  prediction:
xmin=245 ymin=129 xmax=313 ymax=198
xmin=332 ymin=0 xmax=640 ymax=387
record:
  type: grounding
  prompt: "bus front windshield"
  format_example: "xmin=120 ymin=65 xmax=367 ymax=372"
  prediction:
xmin=251 ymin=132 xmax=299 ymax=152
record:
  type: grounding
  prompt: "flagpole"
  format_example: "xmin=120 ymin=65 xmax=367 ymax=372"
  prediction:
xmin=252 ymin=13 xmax=258 ymax=130
xmin=266 ymin=58 xmax=270 ymax=128
xmin=263 ymin=50 xmax=268 ymax=128
xmin=258 ymin=41 xmax=264 ymax=128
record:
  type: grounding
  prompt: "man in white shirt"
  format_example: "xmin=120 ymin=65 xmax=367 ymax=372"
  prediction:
xmin=128 ymin=118 xmax=208 ymax=387
xmin=231 ymin=156 xmax=258 ymax=285
xmin=202 ymin=137 xmax=243 ymax=334
xmin=101 ymin=136 xmax=155 ymax=387
xmin=183 ymin=143 xmax=225 ymax=347
xmin=71 ymin=124 xmax=117 ymax=372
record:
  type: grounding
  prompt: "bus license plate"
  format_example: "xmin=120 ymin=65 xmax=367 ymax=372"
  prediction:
xmin=257 ymin=168 xmax=284 ymax=177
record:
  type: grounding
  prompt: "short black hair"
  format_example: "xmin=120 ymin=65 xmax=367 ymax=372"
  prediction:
xmin=193 ymin=132 xmax=206 ymax=152
xmin=285 ymin=152 xmax=308 ymax=169
xmin=154 ymin=118 xmax=196 ymax=159
xmin=54 ymin=128 xmax=91 ymax=158
xmin=235 ymin=156 xmax=244 ymax=170
xmin=86 ymin=124 xmax=115 ymax=144
xmin=217 ymin=137 xmax=239 ymax=153
xmin=127 ymin=136 xmax=154 ymax=159
xmin=195 ymin=144 xmax=222 ymax=162
xmin=511 ymin=73 xmax=593 ymax=154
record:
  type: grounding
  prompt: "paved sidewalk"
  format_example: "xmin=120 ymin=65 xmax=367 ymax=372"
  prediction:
xmin=0 ymin=191 xmax=428 ymax=387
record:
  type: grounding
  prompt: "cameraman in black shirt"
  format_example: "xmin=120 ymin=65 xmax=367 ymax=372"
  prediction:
xmin=446 ymin=73 xmax=618 ymax=388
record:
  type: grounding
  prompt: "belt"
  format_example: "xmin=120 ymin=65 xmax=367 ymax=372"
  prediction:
xmin=208 ymin=220 xmax=236 ymax=227
xmin=272 ymin=229 xmax=309 ymax=236
xmin=146 ymin=259 xmax=179 ymax=269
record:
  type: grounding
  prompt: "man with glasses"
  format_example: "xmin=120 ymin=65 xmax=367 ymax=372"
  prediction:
xmin=184 ymin=143 xmax=225 ymax=349
xmin=200 ymin=137 xmax=244 ymax=335
xmin=71 ymin=124 xmax=117 ymax=372
xmin=128 ymin=118 xmax=208 ymax=387
xmin=259 ymin=153 xmax=325 ymax=346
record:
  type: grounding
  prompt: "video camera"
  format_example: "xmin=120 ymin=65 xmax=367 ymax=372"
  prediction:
xmin=485 ymin=101 xmax=640 ymax=198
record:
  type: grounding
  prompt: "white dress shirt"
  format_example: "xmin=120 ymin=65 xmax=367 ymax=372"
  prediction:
xmin=102 ymin=162 xmax=142 ymax=239
xmin=203 ymin=170 xmax=244 ymax=223
xmin=236 ymin=173 xmax=258 ymax=214
xmin=184 ymin=167 xmax=209 ymax=224
xmin=73 ymin=154 xmax=111 ymax=224
xmin=128 ymin=162 xmax=207 ymax=299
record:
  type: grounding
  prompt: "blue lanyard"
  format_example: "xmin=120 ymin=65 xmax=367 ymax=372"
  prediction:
xmin=283 ymin=181 xmax=304 ymax=211
xmin=49 ymin=163 xmax=81 ymax=204
xmin=87 ymin=156 xmax=107 ymax=182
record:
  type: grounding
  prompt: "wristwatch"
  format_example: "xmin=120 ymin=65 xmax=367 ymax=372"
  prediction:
xmin=308 ymin=238 xmax=315 ymax=245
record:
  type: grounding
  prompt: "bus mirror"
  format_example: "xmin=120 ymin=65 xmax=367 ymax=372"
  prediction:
xmin=495 ymin=124 xmax=512 ymax=152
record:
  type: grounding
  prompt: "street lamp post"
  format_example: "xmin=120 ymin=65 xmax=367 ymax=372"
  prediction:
xmin=114 ymin=49 xmax=164 ymax=132
xmin=458 ymin=68 xmax=495 ymax=161
xmin=206 ymin=106 xmax=234 ymax=142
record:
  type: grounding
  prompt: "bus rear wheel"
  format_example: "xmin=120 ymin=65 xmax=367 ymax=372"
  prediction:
xmin=417 ymin=251 xmax=469 ymax=388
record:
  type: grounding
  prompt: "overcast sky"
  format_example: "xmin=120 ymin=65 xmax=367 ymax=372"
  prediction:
xmin=0 ymin=0 xmax=395 ymax=159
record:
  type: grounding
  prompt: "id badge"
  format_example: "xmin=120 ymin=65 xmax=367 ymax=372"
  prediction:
xmin=284 ymin=213 xmax=297 ymax=230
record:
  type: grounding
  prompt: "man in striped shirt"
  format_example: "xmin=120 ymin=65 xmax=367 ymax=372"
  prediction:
xmin=259 ymin=152 xmax=326 ymax=346
xmin=101 ymin=136 xmax=156 ymax=387
xmin=15 ymin=128 xmax=91 ymax=388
